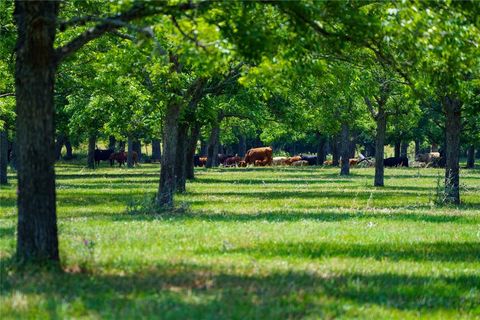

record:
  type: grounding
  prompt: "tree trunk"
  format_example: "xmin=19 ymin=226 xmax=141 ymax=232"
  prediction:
xmin=108 ymin=135 xmax=116 ymax=150
xmin=206 ymin=122 xmax=220 ymax=168
xmin=186 ymin=123 xmax=200 ymax=180
xmin=0 ymin=130 xmax=8 ymax=185
xmin=156 ymin=102 xmax=181 ymax=208
xmin=401 ymin=141 xmax=408 ymax=157
xmin=443 ymin=96 xmax=461 ymax=204
xmin=151 ymin=138 xmax=161 ymax=161
xmin=175 ymin=123 xmax=188 ymax=192
xmin=316 ymin=133 xmax=326 ymax=165
xmin=349 ymin=137 xmax=356 ymax=159
xmin=127 ymin=136 xmax=134 ymax=168
xmin=340 ymin=123 xmax=350 ymax=176
xmin=466 ymin=145 xmax=475 ymax=169
xmin=332 ymin=136 xmax=340 ymax=166
xmin=64 ymin=138 xmax=73 ymax=160
xmin=14 ymin=1 xmax=59 ymax=263
xmin=132 ymin=139 xmax=141 ymax=162
xmin=9 ymin=139 xmax=17 ymax=170
xmin=415 ymin=140 xmax=420 ymax=156
xmin=54 ymin=134 xmax=65 ymax=161
xmin=200 ymin=139 xmax=207 ymax=156
xmin=87 ymin=135 xmax=96 ymax=169
xmin=374 ymin=109 xmax=386 ymax=187
xmin=394 ymin=141 xmax=401 ymax=158
xmin=238 ymin=134 xmax=246 ymax=157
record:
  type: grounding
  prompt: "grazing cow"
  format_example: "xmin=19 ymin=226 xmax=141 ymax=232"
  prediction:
xmin=301 ymin=155 xmax=318 ymax=166
xmin=384 ymin=156 xmax=409 ymax=167
xmin=272 ymin=157 xmax=288 ymax=166
xmin=292 ymin=160 xmax=309 ymax=166
xmin=94 ymin=148 xmax=114 ymax=167
xmin=238 ymin=160 xmax=247 ymax=167
xmin=194 ymin=155 xmax=207 ymax=167
xmin=323 ymin=160 xmax=333 ymax=166
xmin=218 ymin=154 xmax=234 ymax=165
xmin=254 ymin=159 xmax=270 ymax=166
xmin=416 ymin=152 xmax=440 ymax=163
xmin=349 ymin=158 xmax=359 ymax=166
xmin=286 ymin=156 xmax=302 ymax=165
xmin=109 ymin=151 xmax=139 ymax=167
xmin=244 ymin=147 xmax=273 ymax=165
xmin=224 ymin=155 xmax=242 ymax=167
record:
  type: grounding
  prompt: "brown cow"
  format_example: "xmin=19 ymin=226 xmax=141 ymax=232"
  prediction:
xmin=286 ymin=156 xmax=302 ymax=165
xmin=254 ymin=159 xmax=269 ymax=166
xmin=224 ymin=155 xmax=241 ymax=167
xmin=109 ymin=151 xmax=138 ymax=167
xmin=244 ymin=147 xmax=273 ymax=165
xmin=238 ymin=160 xmax=247 ymax=167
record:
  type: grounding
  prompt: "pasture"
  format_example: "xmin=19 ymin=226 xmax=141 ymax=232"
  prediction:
xmin=1 ymin=163 xmax=480 ymax=319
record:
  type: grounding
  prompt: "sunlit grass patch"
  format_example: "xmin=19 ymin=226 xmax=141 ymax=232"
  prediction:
xmin=1 ymin=164 xmax=479 ymax=319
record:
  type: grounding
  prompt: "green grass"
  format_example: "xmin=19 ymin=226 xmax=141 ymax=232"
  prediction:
xmin=1 ymin=163 xmax=480 ymax=319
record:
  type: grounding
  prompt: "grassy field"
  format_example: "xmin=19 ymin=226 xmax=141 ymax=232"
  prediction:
xmin=1 ymin=163 xmax=479 ymax=319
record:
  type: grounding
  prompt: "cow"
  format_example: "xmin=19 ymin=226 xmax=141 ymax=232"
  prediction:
xmin=323 ymin=160 xmax=333 ymax=166
xmin=244 ymin=147 xmax=273 ymax=165
xmin=224 ymin=155 xmax=242 ymax=167
xmin=292 ymin=160 xmax=309 ymax=166
xmin=109 ymin=151 xmax=139 ymax=167
xmin=238 ymin=160 xmax=247 ymax=167
xmin=94 ymin=148 xmax=114 ymax=167
xmin=349 ymin=158 xmax=359 ymax=166
xmin=301 ymin=155 xmax=318 ymax=166
xmin=254 ymin=159 xmax=269 ymax=166
xmin=416 ymin=152 xmax=440 ymax=163
xmin=272 ymin=157 xmax=288 ymax=166
xmin=286 ymin=156 xmax=302 ymax=165
xmin=384 ymin=156 xmax=409 ymax=167
xmin=218 ymin=154 xmax=234 ymax=165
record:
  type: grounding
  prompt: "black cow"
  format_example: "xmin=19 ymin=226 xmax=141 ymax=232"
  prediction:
xmin=194 ymin=155 xmax=203 ymax=167
xmin=94 ymin=148 xmax=114 ymax=166
xmin=301 ymin=155 xmax=318 ymax=166
xmin=384 ymin=156 xmax=409 ymax=167
xmin=218 ymin=154 xmax=234 ymax=165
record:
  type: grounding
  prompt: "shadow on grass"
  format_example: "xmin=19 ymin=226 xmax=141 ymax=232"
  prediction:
xmin=0 ymin=226 xmax=15 ymax=238
xmin=104 ymin=209 xmax=476 ymax=224
xmin=198 ymin=240 xmax=480 ymax=263
xmin=0 ymin=259 xmax=478 ymax=318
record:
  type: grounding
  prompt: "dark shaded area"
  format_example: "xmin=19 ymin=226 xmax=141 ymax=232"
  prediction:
xmin=0 ymin=260 xmax=478 ymax=318
xmin=198 ymin=240 xmax=480 ymax=263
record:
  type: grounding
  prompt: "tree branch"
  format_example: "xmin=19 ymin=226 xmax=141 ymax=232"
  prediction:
xmin=0 ymin=92 xmax=15 ymax=99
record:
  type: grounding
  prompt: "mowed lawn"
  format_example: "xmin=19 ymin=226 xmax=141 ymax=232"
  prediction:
xmin=1 ymin=163 xmax=480 ymax=319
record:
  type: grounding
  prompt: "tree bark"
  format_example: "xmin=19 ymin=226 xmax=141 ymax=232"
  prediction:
xmin=466 ymin=145 xmax=475 ymax=169
xmin=374 ymin=108 xmax=386 ymax=187
xmin=186 ymin=123 xmax=200 ymax=180
xmin=156 ymin=102 xmax=181 ymax=208
xmin=175 ymin=123 xmax=188 ymax=192
xmin=14 ymin=1 xmax=59 ymax=263
xmin=87 ymin=135 xmax=96 ymax=169
xmin=64 ymin=138 xmax=73 ymax=159
xmin=394 ymin=141 xmax=401 ymax=158
xmin=127 ymin=136 xmax=134 ymax=168
xmin=132 ymin=139 xmax=141 ymax=162
xmin=9 ymin=139 xmax=17 ymax=170
xmin=340 ymin=123 xmax=350 ymax=176
xmin=151 ymin=138 xmax=161 ymax=161
xmin=206 ymin=122 xmax=220 ymax=168
xmin=316 ymin=133 xmax=326 ymax=165
xmin=331 ymin=135 xmax=340 ymax=166
xmin=238 ymin=134 xmax=246 ymax=157
xmin=401 ymin=141 xmax=408 ymax=157
xmin=108 ymin=135 xmax=116 ymax=150
xmin=443 ymin=96 xmax=461 ymax=204
xmin=0 ymin=130 xmax=8 ymax=185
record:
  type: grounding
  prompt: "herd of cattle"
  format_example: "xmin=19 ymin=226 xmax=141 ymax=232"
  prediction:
xmin=94 ymin=149 xmax=139 ymax=167
xmin=95 ymin=146 xmax=445 ymax=169
xmin=193 ymin=147 xmax=446 ymax=169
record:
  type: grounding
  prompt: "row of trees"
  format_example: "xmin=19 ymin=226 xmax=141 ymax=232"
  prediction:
xmin=0 ymin=1 xmax=478 ymax=265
